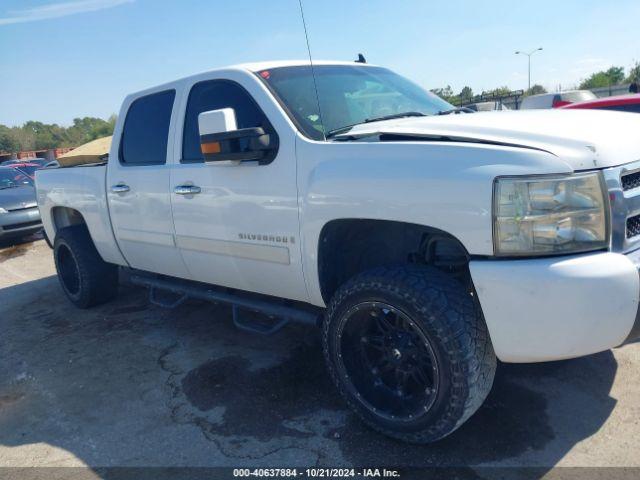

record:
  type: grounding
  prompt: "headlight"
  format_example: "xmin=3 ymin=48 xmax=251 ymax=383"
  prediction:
xmin=493 ymin=172 xmax=609 ymax=256
xmin=0 ymin=207 xmax=8 ymax=214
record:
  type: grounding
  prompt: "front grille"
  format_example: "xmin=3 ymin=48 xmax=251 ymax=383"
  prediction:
xmin=627 ymin=215 xmax=640 ymax=238
xmin=604 ymin=160 xmax=640 ymax=251
xmin=622 ymin=171 xmax=640 ymax=191
xmin=1 ymin=220 xmax=41 ymax=231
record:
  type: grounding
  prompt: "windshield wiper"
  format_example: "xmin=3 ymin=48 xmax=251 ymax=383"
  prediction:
xmin=437 ymin=107 xmax=475 ymax=115
xmin=325 ymin=111 xmax=427 ymax=139
xmin=364 ymin=111 xmax=427 ymax=123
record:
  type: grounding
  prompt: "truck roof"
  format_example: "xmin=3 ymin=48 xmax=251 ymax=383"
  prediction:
xmin=125 ymin=60 xmax=378 ymax=100
xmin=232 ymin=59 xmax=377 ymax=72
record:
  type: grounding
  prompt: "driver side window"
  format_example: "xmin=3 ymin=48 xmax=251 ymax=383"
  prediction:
xmin=182 ymin=80 xmax=273 ymax=163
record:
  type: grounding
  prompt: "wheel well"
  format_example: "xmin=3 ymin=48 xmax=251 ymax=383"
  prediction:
xmin=51 ymin=207 xmax=86 ymax=235
xmin=318 ymin=219 xmax=470 ymax=303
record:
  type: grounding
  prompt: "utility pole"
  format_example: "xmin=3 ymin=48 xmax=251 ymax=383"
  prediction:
xmin=515 ymin=47 xmax=543 ymax=92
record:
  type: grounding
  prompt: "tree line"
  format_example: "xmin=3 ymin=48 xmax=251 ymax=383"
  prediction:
xmin=578 ymin=63 xmax=639 ymax=89
xmin=431 ymin=61 xmax=640 ymax=105
xmin=0 ymin=115 xmax=116 ymax=154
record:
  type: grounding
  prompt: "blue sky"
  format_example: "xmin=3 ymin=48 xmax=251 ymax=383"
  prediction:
xmin=1 ymin=0 xmax=639 ymax=126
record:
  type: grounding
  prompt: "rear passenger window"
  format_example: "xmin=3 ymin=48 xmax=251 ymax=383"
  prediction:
xmin=182 ymin=80 xmax=272 ymax=162
xmin=120 ymin=90 xmax=175 ymax=165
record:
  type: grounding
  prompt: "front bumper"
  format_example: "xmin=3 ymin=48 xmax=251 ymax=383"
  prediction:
xmin=470 ymin=250 xmax=640 ymax=363
xmin=0 ymin=207 xmax=42 ymax=239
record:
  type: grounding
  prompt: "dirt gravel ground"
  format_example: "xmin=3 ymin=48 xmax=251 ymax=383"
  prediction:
xmin=0 ymin=237 xmax=639 ymax=474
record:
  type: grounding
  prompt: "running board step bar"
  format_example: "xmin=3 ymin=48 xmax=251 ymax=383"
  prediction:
xmin=129 ymin=274 xmax=321 ymax=334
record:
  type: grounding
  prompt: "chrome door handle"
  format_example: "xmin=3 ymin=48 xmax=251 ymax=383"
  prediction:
xmin=111 ymin=184 xmax=130 ymax=193
xmin=174 ymin=185 xmax=201 ymax=195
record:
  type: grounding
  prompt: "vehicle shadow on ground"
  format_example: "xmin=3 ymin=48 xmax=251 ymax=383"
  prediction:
xmin=0 ymin=273 xmax=621 ymax=473
xmin=0 ymin=231 xmax=43 ymax=252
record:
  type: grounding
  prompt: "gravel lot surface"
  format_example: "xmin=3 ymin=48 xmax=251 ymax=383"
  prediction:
xmin=0 ymin=237 xmax=639 ymax=475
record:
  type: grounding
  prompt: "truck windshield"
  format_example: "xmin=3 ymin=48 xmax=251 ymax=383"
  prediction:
xmin=257 ymin=65 xmax=452 ymax=140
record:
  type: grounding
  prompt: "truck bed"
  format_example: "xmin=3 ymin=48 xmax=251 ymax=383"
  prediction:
xmin=35 ymin=165 xmax=127 ymax=266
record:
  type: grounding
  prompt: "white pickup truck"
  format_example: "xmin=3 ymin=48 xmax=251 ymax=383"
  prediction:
xmin=36 ymin=60 xmax=640 ymax=443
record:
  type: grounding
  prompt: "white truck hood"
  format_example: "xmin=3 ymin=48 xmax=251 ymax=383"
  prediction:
xmin=336 ymin=109 xmax=640 ymax=170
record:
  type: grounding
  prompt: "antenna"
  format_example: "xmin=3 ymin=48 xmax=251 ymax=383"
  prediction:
xmin=298 ymin=0 xmax=326 ymax=140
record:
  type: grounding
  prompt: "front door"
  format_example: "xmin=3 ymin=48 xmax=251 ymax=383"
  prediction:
xmin=107 ymin=89 xmax=189 ymax=278
xmin=170 ymin=78 xmax=307 ymax=301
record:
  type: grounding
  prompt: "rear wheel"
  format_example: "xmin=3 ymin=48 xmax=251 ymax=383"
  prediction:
xmin=323 ymin=265 xmax=496 ymax=443
xmin=53 ymin=225 xmax=119 ymax=308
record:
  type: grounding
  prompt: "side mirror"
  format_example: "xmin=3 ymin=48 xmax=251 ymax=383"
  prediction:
xmin=198 ymin=108 xmax=278 ymax=164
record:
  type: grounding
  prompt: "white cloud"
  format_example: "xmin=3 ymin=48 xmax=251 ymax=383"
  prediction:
xmin=0 ymin=0 xmax=133 ymax=26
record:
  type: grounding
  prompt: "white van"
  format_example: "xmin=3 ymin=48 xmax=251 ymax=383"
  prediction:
xmin=520 ymin=90 xmax=597 ymax=109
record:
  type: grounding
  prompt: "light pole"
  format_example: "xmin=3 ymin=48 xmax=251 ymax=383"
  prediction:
xmin=515 ymin=47 xmax=543 ymax=92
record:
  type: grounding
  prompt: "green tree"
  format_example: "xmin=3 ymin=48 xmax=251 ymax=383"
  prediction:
xmin=579 ymin=72 xmax=610 ymax=89
xmin=0 ymin=115 xmax=117 ymax=153
xmin=526 ymin=84 xmax=547 ymax=96
xmin=0 ymin=126 xmax=19 ymax=153
xmin=430 ymin=85 xmax=456 ymax=103
xmin=627 ymin=61 xmax=640 ymax=84
xmin=10 ymin=127 xmax=36 ymax=151
xmin=490 ymin=86 xmax=512 ymax=96
xmin=459 ymin=86 xmax=474 ymax=102
xmin=67 ymin=117 xmax=114 ymax=144
xmin=579 ymin=66 xmax=626 ymax=89
xmin=606 ymin=66 xmax=625 ymax=84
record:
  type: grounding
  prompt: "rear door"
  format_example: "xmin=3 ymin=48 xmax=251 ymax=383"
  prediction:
xmin=170 ymin=75 xmax=307 ymax=301
xmin=107 ymin=89 xmax=189 ymax=277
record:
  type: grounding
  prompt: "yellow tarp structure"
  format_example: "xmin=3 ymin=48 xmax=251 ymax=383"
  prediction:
xmin=57 ymin=136 xmax=112 ymax=167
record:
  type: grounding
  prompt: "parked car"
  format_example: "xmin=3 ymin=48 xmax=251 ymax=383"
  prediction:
xmin=561 ymin=93 xmax=640 ymax=113
xmin=0 ymin=167 xmax=42 ymax=241
xmin=0 ymin=160 xmax=18 ymax=166
xmin=9 ymin=162 xmax=41 ymax=179
xmin=36 ymin=60 xmax=640 ymax=444
xmin=1 ymin=158 xmax=45 ymax=167
xmin=23 ymin=158 xmax=50 ymax=168
xmin=465 ymin=101 xmax=510 ymax=112
xmin=520 ymin=90 xmax=597 ymax=109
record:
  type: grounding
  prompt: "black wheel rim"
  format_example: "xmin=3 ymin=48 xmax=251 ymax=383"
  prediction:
xmin=336 ymin=302 xmax=439 ymax=422
xmin=57 ymin=244 xmax=80 ymax=296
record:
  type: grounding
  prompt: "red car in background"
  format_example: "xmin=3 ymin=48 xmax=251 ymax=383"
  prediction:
xmin=7 ymin=163 xmax=41 ymax=180
xmin=561 ymin=94 xmax=640 ymax=113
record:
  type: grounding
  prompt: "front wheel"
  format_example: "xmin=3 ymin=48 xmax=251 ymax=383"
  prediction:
xmin=323 ymin=265 xmax=496 ymax=443
xmin=53 ymin=225 xmax=119 ymax=308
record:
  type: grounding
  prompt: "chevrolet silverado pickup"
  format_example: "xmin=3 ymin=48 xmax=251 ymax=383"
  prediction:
xmin=35 ymin=60 xmax=640 ymax=443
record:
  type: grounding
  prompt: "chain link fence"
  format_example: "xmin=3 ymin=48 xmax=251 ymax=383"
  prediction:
xmin=458 ymin=84 xmax=635 ymax=110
